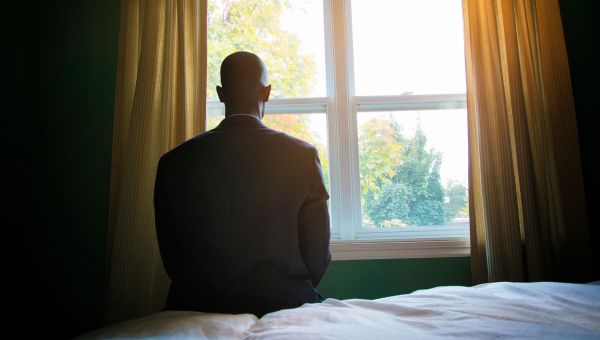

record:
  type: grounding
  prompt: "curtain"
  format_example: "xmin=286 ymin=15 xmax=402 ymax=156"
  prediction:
xmin=104 ymin=0 xmax=207 ymax=324
xmin=463 ymin=0 xmax=595 ymax=284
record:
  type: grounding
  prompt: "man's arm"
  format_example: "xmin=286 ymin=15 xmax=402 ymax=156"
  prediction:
xmin=154 ymin=157 xmax=179 ymax=281
xmin=298 ymin=148 xmax=331 ymax=287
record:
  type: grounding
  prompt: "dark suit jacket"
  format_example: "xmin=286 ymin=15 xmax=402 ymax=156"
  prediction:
xmin=154 ymin=114 xmax=331 ymax=317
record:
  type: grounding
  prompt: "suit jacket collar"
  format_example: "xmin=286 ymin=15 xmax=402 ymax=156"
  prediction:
xmin=215 ymin=114 xmax=267 ymax=130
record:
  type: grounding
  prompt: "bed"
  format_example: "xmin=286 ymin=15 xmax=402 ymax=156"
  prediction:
xmin=77 ymin=281 xmax=600 ymax=339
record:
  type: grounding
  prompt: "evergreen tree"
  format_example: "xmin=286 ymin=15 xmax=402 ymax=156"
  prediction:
xmin=422 ymin=155 xmax=446 ymax=225
xmin=444 ymin=181 xmax=468 ymax=220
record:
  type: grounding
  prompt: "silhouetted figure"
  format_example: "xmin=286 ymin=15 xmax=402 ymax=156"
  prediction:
xmin=154 ymin=51 xmax=331 ymax=317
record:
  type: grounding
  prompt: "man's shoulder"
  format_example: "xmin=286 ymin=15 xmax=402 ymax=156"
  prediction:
xmin=158 ymin=130 xmax=216 ymax=165
xmin=266 ymin=128 xmax=317 ymax=152
xmin=158 ymin=126 xmax=318 ymax=167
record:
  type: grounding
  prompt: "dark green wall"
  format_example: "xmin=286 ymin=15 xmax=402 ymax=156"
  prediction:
xmin=11 ymin=0 xmax=595 ymax=338
xmin=19 ymin=0 xmax=120 ymax=338
xmin=319 ymin=258 xmax=470 ymax=299
xmin=558 ymin=0 xmax=599 ymax=267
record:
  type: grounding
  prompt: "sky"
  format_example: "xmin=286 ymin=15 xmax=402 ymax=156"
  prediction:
xmin=279 ymin=0 xmax=468 ymax=186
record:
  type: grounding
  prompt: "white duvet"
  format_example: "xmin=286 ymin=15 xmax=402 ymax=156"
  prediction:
xmin=78 ymin=281 xmax=600 ymax=339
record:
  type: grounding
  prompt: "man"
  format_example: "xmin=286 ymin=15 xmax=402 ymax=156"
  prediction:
xmin=154 ymin=51 xmax=331 ymax=317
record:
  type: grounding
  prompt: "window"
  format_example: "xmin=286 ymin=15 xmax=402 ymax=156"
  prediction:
xmin=207 ymin=0 xmax=469 ymax=258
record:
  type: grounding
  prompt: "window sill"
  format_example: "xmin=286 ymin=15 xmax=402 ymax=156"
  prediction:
xmin=330 ymin=238 xmax=470 ymax=260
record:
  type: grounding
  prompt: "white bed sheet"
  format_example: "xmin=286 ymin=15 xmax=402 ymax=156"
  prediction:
xmin=78 ymin=281 xmax=600 ymax=339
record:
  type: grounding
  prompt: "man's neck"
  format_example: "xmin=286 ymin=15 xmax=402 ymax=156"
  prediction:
xmin=224 ymin=102 xmax=264 ymax=119
xmin=226 ymin=113 xmax=259 ymax=118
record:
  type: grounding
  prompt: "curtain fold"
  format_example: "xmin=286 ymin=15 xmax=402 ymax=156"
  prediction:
xmin=463 ymin=0 xmax=595 ymax=284
xmin=105 ymin=0 xmax=207 ymax=324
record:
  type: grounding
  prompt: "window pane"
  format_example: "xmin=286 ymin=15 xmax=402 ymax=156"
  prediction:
xmin=207 ymin=112 xmax=330 ymax=191
xmin=351 ymin=0 xmax=466 ymax=96
xmin=207 ymin=0 xmax=326 ymax=99
xmin=357 ymin=110 xmax=469 ymax=229
xmin=206 ymin=111 xmax=224 ymax=131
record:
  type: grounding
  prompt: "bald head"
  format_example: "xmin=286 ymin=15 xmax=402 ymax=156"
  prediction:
xmin=217 ymin=51 xmax=271 ymax=117
xmin=220 ymin=51 xmax=268 ymax=88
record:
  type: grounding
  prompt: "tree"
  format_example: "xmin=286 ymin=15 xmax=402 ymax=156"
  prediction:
xmin=207 ymin=0 xmax=316 ymax=99
xmin=358 ymin=117 xmax=403 ymax=196
xmin=444 ymin=180 xmax=468 ymax=220
xmin=361 ymin=119 xmax=464 ymax=227
xmin=421 ymin=155 xmax=446 ymax=225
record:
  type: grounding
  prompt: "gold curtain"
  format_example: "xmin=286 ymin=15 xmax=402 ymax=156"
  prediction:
xmin=463 ymin=0 xmax=594 ymax=283
xmin=104 ymin=0 xmax=207 ymax=324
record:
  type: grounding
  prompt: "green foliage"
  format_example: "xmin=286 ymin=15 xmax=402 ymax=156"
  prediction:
xmin=358 ymin=117 xmax=403 ymax=196
xmin=207 ymin=0 xmax=316 ymax=99
xmin=445 ymin=181 xmax=468 ymax=219
xmin=422 ymin=155 xmax=446 ymax=225
xmin=361 ymin=118 xmax=468 ymax=227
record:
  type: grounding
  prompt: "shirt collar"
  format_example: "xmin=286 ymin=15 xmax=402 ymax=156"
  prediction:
xmin=215 ymin=114 xmax=267 ymax=130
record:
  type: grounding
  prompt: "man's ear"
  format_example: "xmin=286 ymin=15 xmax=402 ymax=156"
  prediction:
xmin=216 ymin=86 xmax=225 ymax=103
xmin=262 ymin=84 xmax=271 ymax=102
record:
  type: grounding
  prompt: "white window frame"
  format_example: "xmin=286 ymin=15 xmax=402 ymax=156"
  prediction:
xmin=206 ymin=0 xmax=470 ymax=259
